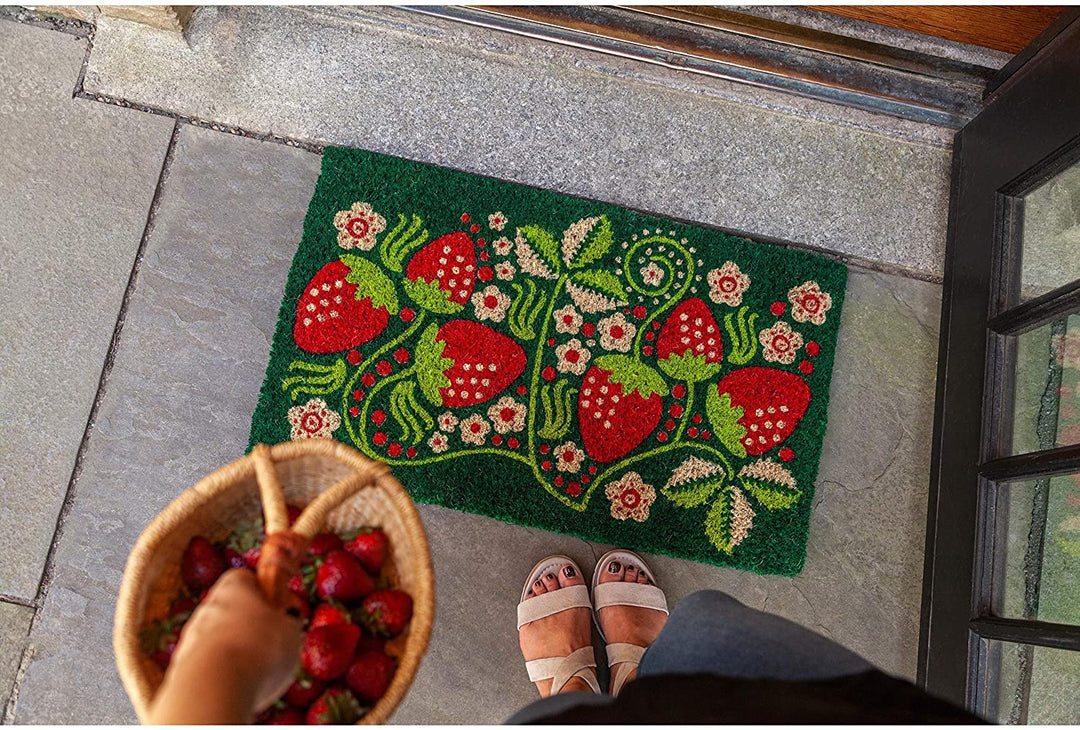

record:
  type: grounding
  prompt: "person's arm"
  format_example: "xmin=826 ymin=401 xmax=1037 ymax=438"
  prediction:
xmin=147 ymin=568 xmax=302 ymax=724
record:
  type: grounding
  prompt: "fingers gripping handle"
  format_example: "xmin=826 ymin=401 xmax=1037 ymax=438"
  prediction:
xmin=251 ymin=444 xmax=307 ymax=608
xmin=248 ymin=443 xmax=393 ymax=608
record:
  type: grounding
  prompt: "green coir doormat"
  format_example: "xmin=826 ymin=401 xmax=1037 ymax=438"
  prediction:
xmin=250 ymin=147 xmax=847 ymax=576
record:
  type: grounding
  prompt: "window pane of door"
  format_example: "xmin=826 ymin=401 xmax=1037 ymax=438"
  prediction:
xmin=990 ymin=474 xmax=1080 ymax=625
xmin=1020 ymin=157 xmax=1080 ymax=300
xmin=1007 ymin=314 xmax=1080 ymax=455
xmin=981 ymin=639 xmax=1080 ymax=724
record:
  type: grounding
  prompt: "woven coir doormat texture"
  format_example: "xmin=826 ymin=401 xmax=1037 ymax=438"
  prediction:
xmin=250 ymin=148 xmax=847 ymax=575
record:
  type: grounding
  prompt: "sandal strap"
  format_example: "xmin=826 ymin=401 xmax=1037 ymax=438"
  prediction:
xmin=517 ymin=584 xmax=591 ymax=629
xmin=606 ymin=643 xmax=646 ymax=697
xmin=524 ymin=646 xmax=600 ymax=695
xmin=593 ymin=582 xmax=669 ymax=614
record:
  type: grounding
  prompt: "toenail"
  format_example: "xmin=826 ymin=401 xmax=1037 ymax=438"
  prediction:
xmin=563 ymin=565 xmax=575 ymax=578
xmin=608 ymin=561 xmax=621 ymax=573
xmin=546 ymin=573 xmax=555 ymax=581
xmin=534 ymin=580 xmax=542 ymax=588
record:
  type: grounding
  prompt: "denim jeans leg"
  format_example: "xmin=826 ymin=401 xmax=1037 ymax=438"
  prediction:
xmin=638 ymin=589 xmax=873 ymax=681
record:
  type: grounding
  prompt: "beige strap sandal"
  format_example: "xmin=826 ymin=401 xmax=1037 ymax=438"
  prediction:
xmin=592 ymin=549 xmax=669 ymax=696
xmin=517 ymin=555 xmax=601 ymax=695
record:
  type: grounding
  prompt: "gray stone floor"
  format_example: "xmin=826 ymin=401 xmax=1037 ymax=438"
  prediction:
xmin=2 ymin=9 xmax=950 ymax=724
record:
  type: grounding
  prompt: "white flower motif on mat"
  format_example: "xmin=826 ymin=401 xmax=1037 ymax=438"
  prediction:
xmin=598 ymin=312 xmax=635 ymax=352
xmin=487 ymin=396 xmax=526 ymax=433
xmin=428 ymin=432 xmax=449 ymax=454
xmin=488 ymin=211 xmax=507 ymax=231
xmin=553 ymin=441 xmax=585 ymax=473
xmin=492 ymin=236 xmax=514 ymax=256
xmin=553 ymin=304 xmax=582 ymax=335
xmin=287 ymin=398 xmax=341 ymax=440
xmin=333 ymin=201 xmax=386 ymax=251
xmin=471 ymin=285 xmax=510 ymax=322
xmin=459 ymin=414 xmax=490 ymax=445
xmin=495 ymin=261 xmax=516 ymax=281
xmin=606 ymin=472 xmax=656 ymax=522
xmin=759 ymin=321 xmax=803 ymax=365
xmin=438 ymin=412 xmax=459 ymax=432
xmin=788 ymin=280 xmax=832 ymax=325
xmin=640 ymin=261 xmax=665 ymax=286
xmin=556 ymin=338 xmax=591 ymax=375
xmin=707 ymin=261 xmax=750 ymax=307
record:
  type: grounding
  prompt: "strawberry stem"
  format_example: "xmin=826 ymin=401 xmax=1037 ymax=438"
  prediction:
xmin=281 ymin=359 xmax=347 ymax=401
xmin=674 ymin=381 xmax=695 ymax=441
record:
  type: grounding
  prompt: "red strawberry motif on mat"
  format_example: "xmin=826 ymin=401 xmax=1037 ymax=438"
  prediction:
xmin=415 ymin=320 xmax=526 ymax=407
xmin=295 ymin=256 xmax=399 ymax=354
xmin=656 ymin=298 xmax=723 ymax=382
xmin=707 ymin=366 xmax=810 ymax=457
xmin=578 ymin=355 xmax=668 ymax=463
xmin=403 ymin=232 xmax=477 ymax=313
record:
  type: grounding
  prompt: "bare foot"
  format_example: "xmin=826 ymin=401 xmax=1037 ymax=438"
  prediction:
xmin=518 ymin=562 xmax=594 ymax=697
xmin=596 ymin=558 xmax=668 ymax=691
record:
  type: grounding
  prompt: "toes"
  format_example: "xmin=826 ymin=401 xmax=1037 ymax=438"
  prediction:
xmin=599 ymin=559 xmax=624 ymax=583
xmin=532 ymin=578 xmax=547 ymax=595
xmin=624 ymin=564 xmax=639 ymax=583
xmin=526 ymin=587 xmax=534 ymax=597
xmin=636 ymin=571 xmax=649 ymax=584
xmin=556 ymin=563 xmax=584 ymax=587
xmin=541 ymin=571 xmax=560 ymax=592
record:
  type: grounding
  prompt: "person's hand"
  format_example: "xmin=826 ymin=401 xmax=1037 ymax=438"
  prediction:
xmin=147 ymin=568 xmax=303 ymax=724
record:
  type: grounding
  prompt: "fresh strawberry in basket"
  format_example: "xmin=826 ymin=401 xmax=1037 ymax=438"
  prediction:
xmin=346 ymin=650 xmax=398 ymax=703
xmin=264 ymin=704 xmax=305 ymax=725
xmin=310 ymin=602 xmax=351 ymax=629
xmin=284 ymin=670 xmax=326 ymax=708
xmin=316 ymin=550 xmax=375 ymax=603
xmin=343 ymin=528 xmax=388 ymax=574
xmin=306 ymin=686 xmax=364 ymax=725
xmin=302 ymin=623 xmax=361 ymax=680
xmin=358 ymin=589 xmax=413 ymax=638
xmin=307 ymin=532 xmax=344 ymax=558
xmin=180 ymin=536 xmax=225 ymax=591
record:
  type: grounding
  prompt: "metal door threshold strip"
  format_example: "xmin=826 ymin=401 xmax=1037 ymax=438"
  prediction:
xmin=398 ymin=5 xmax=994 ymax=129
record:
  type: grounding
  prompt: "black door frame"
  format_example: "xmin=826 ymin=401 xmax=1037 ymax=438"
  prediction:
xmin=918 ymin=10 xmax=1080 ymax=715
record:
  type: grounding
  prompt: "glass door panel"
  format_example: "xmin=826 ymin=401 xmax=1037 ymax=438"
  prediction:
xmin=980 ymin=639 xmax=1080 ymax=724
xmin=990 ymin=474 xmax=1080 ymax=625
xmin=1020 ymin=159 xmax=1080 ymax=301
xmin=1007 ymin=314 xmax=1080 ymax=455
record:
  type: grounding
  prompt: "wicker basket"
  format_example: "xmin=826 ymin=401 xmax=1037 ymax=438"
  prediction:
xmin=113 ymin=440 xmax=434 ymax=724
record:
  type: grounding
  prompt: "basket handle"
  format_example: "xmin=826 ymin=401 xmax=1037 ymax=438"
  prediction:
xmin=249 ymin=442 xmax=392 ymax=608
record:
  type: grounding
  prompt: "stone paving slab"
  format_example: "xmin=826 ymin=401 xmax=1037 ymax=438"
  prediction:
xmin=12 ymin=124 xmax=322 ymax=723
xmin=0 ymin=601 xmax=33 ymax=716
xmin=84 ymin=5 xmax=952 ymax=279
xmin=0 ymin=20 xmax=174 ymax=600
xmin=13 ymin=114 xmax=941 ymax=720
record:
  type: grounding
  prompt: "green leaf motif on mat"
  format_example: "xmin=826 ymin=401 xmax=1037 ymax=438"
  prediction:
xmin=563 ymin=215 xmax=613 ymax=270
xmin=566 ymin=269 xmax=628 ymax=313
xmin=517 ymin=225 xmax=562 ymax=277
xmin=402 ymin=277 xmax=463 ymax=315
xmin=538 ymin=379 xmax=577 ymax=439
xmin=281 ymin=358 xmax=347 ymax=401
xmin=414 ymin=323 xmax=453 ymax=406
xmin=595 ymin=354 xmax=669 ymax=399
xmin=724 ymin=306 xmax=759 ymax=365
xmin=340 ymin=255 xmax=399 ymax=315
xmin=705 ymin=386 xmax=748 ymax=458
xmin=508 ymin=279 xmax=548 ymax=341
xmin=742 ymin=477 xmax=801 ymax=510
xmin=704 ymin=485 xmax=754 ymax=555
xmin=389 ymin=380 xmax=434 ymax=446
xmin=662 ymin=455 xmax=727 ymax=508
xmin=658 ymin=352 xmax=721 ymax=383
xmin=379 ymin=213 xmax=429 ymax=272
